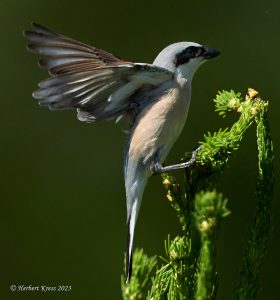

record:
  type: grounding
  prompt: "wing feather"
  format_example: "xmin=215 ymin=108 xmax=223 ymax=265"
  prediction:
xmin=24 ymin=23 xmax=127 ymax=75
xmin=24 ymin=23 xmax=174 ymax=122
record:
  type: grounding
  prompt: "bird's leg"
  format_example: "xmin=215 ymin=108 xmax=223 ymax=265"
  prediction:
xmin=151 ymin=146 xmax=202 ymax=174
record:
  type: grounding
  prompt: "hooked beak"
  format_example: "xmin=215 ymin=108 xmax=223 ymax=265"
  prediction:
xmin=202 ymin=48 xmax=221 ymax=59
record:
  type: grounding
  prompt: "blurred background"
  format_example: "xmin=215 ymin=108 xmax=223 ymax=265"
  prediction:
xmin=0 ymin=0 xmax=279 ymax=299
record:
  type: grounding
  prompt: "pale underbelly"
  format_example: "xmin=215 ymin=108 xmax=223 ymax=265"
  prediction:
xmin=128 ymin=83 xmax=190 ymax=166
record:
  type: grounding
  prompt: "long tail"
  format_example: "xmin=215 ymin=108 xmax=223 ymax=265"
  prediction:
xmin=125 ymin=164 xmax=148 ymax=283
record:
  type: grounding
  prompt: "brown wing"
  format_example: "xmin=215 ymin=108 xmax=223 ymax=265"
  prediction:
xmin=24 ymin=23 xmax=128 ymax=75
xmin=24 ymin=23 xmax=174 ymax=122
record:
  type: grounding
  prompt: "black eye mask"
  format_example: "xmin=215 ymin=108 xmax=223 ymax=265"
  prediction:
xmin=174 ymin=46 xmax=204 ymax=67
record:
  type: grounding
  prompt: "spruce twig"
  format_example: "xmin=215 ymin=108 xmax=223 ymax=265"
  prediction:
xmin=121 ymin=248 xmax=157 ymax=300
xmin=194 ymin=191 xmax=230 ymax=300
xmin=234 ymin=95 xmax=274 ymax=300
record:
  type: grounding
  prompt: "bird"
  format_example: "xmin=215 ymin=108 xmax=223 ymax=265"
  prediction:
xmin=23 ymin=23 xmax=220 ymax=283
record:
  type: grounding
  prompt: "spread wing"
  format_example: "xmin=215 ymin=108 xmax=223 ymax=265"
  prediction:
xmin=24 ymin=23 xmax=174 ymax=122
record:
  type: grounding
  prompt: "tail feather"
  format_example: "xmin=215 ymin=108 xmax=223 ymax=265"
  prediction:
xmin=125 ymin=199 xmax=139 ymax=283
xmin=124 ymin=164 xmax=148 ymax=283
xmin=126 ymin=215 xmax=133 ymax=283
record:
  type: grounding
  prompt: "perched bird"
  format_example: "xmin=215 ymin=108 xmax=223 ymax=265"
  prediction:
xmin=24 ymin=23 xmax=220 ymax=283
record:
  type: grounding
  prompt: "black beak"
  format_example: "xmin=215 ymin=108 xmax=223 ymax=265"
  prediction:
xmin=202 ymin=48 xmax=221 ymax=59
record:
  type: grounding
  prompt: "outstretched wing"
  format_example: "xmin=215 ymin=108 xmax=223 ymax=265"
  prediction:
xmin=24 ymin=23 xmax=174 ymax=122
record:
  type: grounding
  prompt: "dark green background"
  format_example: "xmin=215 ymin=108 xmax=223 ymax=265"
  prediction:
xmin=1 ymin=0 xmax=279 ymax=299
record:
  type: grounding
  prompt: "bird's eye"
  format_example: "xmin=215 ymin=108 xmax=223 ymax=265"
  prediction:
xmin=197 ymin=47 xmax=206 ymax=57
xmin=187 ymin=47 xmax=197 ymax=56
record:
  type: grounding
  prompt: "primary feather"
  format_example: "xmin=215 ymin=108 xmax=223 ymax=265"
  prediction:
xmin=24 ymin=23 xmax=173 ymax=122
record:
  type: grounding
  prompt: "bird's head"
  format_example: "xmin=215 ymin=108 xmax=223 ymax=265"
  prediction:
xmin=153 ymin=42 xmax=220 ymax=81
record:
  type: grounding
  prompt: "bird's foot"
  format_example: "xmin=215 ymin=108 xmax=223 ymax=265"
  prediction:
xmin=150 ymin=162 xmax=164 ymax=174
xmin=151 ymin=146 xmax=202 ymax=175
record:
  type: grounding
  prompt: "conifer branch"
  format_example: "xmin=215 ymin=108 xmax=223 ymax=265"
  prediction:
xmin=194 ymin=191 xmax=230 ymax=300
xmin=234 ymin=96 xmax=274 ymax=300
xmin=121 ymin=249 xmax=157 ymax=300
